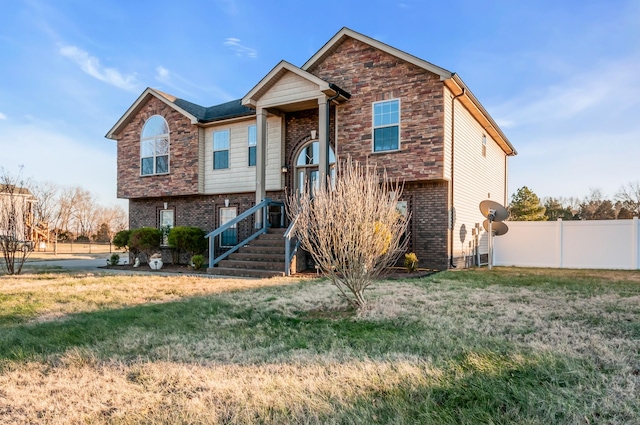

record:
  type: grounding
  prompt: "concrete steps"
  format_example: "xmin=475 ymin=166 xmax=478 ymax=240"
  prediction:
xmin=207 ymin=228 xmax=288 ymax=278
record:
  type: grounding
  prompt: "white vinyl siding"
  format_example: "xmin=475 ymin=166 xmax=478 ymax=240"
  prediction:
xmin=445 ymin=86 xmax=508 ymax=258
xmin=259 ymin=72 xmax=320 ymax=107
xmin=204 ymin=116 xmax=283 ymax=194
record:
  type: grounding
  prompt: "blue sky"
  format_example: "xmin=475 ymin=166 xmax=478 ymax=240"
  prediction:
xmin=1 ymin=0 xmax=639 ymax=208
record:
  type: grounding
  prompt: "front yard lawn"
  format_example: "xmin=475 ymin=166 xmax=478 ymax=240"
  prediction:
xmin=0 ymin=268 xmax=638 ymax=424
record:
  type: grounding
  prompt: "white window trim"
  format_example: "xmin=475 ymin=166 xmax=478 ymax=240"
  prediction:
xmin=219 ymin=206 xmax=237 ymax=247
xmin=248 ymin=125 xmax=257 ymax=167
xmin=371 ymin=98 xmax=401 ymax=153
xmin=140 ymin=115 xmax=170 ymax=176
xmin=213 ymin=129 xmax=230 ymax=170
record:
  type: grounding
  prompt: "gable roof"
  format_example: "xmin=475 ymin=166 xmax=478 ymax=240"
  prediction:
xmin=303 ymin=27 xmax=454 ymax=79
xmin=105 ymin=88 xmax=254 ymax=140
xmin=242 ymin=60 xmax=350 ymax=108
xmin=302 ymin=27 xmax=516 ymax=156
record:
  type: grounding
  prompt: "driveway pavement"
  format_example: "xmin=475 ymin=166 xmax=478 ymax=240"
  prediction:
xmin=22 ymin=257 xmax=158 ymax=275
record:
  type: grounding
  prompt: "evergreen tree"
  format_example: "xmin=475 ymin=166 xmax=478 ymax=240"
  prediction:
xmin=543 ymin=197 xmax=575 ymax=221
xmin=509 ymin=186 xmax=547 ymax=221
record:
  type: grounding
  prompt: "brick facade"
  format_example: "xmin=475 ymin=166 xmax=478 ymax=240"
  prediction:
xmin=309 ymin=37 xmax=446 ymax=183
xmin=402 ymin=181 xmax=450 ymax=270
xmin=111 ymin=33 xmax=498 ymax=271
xmin=116 ymin=97 xmax=200 ymax=199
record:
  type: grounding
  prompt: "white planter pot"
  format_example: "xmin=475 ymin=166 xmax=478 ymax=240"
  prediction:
xmin=149 ymin=258 xmax=163 ymax=270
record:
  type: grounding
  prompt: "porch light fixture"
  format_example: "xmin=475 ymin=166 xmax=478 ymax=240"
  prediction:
xmin=224 ymin=199 xmax=230 ymax=207
xmin=310 ymin=130 xmax=317 ymax=139
xmin=281 ymin=165 xmax=288 ymax=173
xmin=163 ymin=202 xmax=168 ymax=210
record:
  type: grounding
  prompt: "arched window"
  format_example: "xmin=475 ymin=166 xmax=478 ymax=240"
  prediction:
xmin=140 ymin=115 xmax=170 ymax=175
xmin=294 ymin=141 xmax=335 ymax=195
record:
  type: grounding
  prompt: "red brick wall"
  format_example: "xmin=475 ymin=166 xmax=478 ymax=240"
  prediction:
xmin=309 ymin=37 xmax=446 ymax=182
xmin=403 ymin=181 xmax=450 ymax=270
xmin=115 ymin=96 xmax=200 ymax=199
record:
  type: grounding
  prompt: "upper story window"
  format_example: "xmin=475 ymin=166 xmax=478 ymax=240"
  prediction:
xmin=140 ymin=115 xmax=169 ymax=175
xmin=373 ymin=99 xmax=400 ymax=152
xmin=482 ymin=134 xmax=487 ymax=157
xmin=248 ymin=125 xmax=257 ymax=167
xmin=213 ymin=130 xmax=230 ymax=169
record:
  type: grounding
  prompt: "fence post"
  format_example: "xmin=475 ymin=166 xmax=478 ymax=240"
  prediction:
xmin=633 ymin=217 xmax=639 ymax=270
xmin=557 ymin=219 xmax=563 ymax=268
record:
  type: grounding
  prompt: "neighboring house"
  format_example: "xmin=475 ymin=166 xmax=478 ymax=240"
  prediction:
xmin=0 ymin=184 xmax=42 ymax=249
xmin=106 ymin=27 xmax=516 ymax=273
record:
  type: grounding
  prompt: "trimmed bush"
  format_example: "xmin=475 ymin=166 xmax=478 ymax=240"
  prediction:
xmin=191 ymin=254 xmax=206 ymax=270
xmin=107 ymin=253 xmax=120 ymax=266
xmin=129 ymin=228 xmax=162 ymax=263
xmin=113 ymin=230 xmax=132 ymax=251
xmin=167 ymin=226 xmax=207 ymax=264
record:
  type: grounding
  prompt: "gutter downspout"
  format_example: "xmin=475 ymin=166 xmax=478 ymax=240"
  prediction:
xmin=449 ymin=87 xmax=465 ymax=268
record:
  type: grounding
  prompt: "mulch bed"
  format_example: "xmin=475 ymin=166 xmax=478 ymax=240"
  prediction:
xmin=101 ymin=264 xmax=438 ymax=279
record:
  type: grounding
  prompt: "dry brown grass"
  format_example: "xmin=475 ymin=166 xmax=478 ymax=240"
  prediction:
xmin=1 ymin=269 xmax=639 ymax=424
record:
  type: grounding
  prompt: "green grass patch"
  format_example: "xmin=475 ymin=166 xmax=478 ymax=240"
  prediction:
xmin=0 ymin=269 xmax=639 ymax=424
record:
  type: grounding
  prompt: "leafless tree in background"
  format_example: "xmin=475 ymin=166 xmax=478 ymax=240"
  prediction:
xmin=287 ymin=159 xmax=409 ymax=309
xmin=616 ymin=181 xmax=640 ymax=217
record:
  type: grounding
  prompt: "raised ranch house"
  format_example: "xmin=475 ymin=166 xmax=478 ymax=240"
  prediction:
xmin=106 ymin=27 xmax=516 ymax=276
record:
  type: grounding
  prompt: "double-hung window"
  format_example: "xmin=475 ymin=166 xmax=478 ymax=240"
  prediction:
xmin=373 ymin=99 xmax=400 ymax=152
xmin=248 ymin=125 xmax=257 ymax=166
xmin=213 ymin=130 xmax=230 ymax=169
xmin=140 ymin=115 xmax=170 ymax=175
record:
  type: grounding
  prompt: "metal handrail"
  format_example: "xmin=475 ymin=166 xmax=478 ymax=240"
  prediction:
xmin=284 ymin=214 xmax=301 ymax=276
xmin=206 ymin=198 xmax=272 ymax=268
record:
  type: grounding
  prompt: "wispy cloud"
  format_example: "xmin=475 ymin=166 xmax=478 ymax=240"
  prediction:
xmin=59 ymin=45 xmax=139 ymax=92
xmin=0 ymin=121 xmax=121 ymax=206
xmin=492 ymin=58 xmax=640 ymax=129
xmin=154 ymin=65 xmax=235 ymax=102
xmin=0 ymin=112 xmax=7 ymax=120
xmin=224 ymin=38 xmax=257 ymax=58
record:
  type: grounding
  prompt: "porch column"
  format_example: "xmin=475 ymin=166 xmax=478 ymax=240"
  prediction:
xmin=318 ymin=96 xmax=328 ymax=185
xmin=255 ymin=107 xmax=267 ymax=228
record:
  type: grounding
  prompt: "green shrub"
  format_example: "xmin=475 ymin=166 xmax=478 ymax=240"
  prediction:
xmin=191 ymin=254 xmax=206 ymax=270
xmin=113 ymin=230 xmax=132 ymax=251
xmin=129 ymin=228 xmax=162 ymax=263
xmin=107 ymin=253 xmax=120 ymax=266
xmin=167 ymin=226 xmax=207 ymax=264
xmin=404 ymin=252 xmax=418 ymax=273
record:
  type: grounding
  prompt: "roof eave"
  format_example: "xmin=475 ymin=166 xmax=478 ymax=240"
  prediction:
xmin=302 ymin=27 xmax=453 ymax=80
xmin=445 ymin=75 xmax=517 ymax=156
xmin=105 ymin=88 xmax=200 ymax=140
xmin=242 ymin=60 xmax=350 ymax=108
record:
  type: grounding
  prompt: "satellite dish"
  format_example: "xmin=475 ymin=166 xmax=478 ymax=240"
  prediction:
xmin=483 ymin=220 xmax=509 ymax=236
xmin=479 ymin=200 xmax=509 ymax=222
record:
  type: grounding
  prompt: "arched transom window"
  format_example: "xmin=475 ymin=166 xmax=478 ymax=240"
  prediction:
xmin=140 ymin=115 xmax=170 ymax=175
xmin=295 ymin=141 xmax=335 ymax=195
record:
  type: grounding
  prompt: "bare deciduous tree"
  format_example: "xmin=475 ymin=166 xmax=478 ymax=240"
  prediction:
xmin=287 ymin=159 xmax=409 ymax=309
xmin=0 ymin=168 xmax=34 ymax=274
xmin=616 ymin=181 xmax=640 ymax=217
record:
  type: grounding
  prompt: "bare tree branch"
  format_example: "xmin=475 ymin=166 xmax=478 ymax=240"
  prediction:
xmin=287 ymin=158 xmax=410 ymax=309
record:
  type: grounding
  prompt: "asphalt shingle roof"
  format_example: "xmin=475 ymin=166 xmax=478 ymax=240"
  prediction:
xmin=173 ymin=98 xmax=255 ymax=123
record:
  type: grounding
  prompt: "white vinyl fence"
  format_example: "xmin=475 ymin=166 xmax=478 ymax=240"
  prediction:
xmin=493 ymin=217 xmax=640 ymax=270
